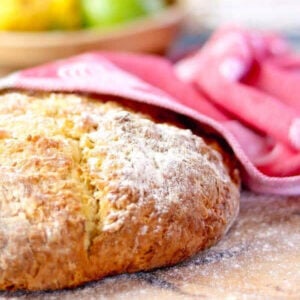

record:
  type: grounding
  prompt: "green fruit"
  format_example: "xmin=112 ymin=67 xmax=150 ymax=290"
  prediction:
xmin=140 ymin=0 xmax=165 ymax=14
xmin=81 ymin=0 xmax=165 ymax=28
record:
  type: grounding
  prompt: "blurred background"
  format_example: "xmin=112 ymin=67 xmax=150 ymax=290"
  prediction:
xmin=0 ymin=0 xmax=300 ymax=75
xmin=183 ymin=0 xmax=300 ymax=31
xmin=172 ymin=0 xmax=300 ymax=59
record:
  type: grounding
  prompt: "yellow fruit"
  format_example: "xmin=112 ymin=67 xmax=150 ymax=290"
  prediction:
xmin=0 ymin=0 xmax=81 ymax=31
xmin=50 ymin=0 xmax=82 ymax=30
xmin=0 ymin=0 xmax=51 ymax=31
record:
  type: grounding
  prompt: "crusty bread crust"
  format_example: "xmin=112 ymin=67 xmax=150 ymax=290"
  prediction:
xmin=0 ymin=92 xmax=240 ymax=290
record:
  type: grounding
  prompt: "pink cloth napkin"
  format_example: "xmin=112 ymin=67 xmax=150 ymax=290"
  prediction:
xmin=176 ymin=27 xmax=300 ymax=179
xmin=0 ymin=27 xmax=300 ymax=195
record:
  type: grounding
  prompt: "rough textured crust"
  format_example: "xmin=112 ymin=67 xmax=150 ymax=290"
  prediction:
xmin=0 ymin=91 xmax=240 ymax=291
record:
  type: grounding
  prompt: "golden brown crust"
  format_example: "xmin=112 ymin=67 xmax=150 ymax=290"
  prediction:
xmin=0 ymin=92 xmax=240 ymax=290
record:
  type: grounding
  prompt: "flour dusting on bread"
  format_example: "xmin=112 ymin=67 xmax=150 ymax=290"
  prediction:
xmin=0 ymin=92 xmax=240 ymax=291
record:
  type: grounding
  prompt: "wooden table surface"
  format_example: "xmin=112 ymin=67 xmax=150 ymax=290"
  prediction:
xmin=0 ymin=191 xmax=299 ymax=300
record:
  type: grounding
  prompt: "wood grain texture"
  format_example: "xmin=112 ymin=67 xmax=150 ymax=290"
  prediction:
xmin=0 ymin=191 xmax=299 ymax=299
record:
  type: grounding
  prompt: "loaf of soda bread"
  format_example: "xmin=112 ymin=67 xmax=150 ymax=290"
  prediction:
xmin=0 ymin=91 xmax=240 ymax=290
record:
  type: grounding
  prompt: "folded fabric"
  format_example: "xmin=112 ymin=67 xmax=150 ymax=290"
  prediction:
xmin=176 ymin=27 xmax=300 ymax=177
xmin=0 ymin=27 xmax=299 ymax=195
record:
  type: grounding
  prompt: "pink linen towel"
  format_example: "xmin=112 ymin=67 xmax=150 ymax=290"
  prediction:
xmin=0 ymin=27 xmax=300 ymax=195
xmin=176 ymin=27 xmax=300 ymax=178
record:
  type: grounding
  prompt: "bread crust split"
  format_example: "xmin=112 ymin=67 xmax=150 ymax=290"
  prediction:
xmin=0 ymin=91 xmax=240 ymax=291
